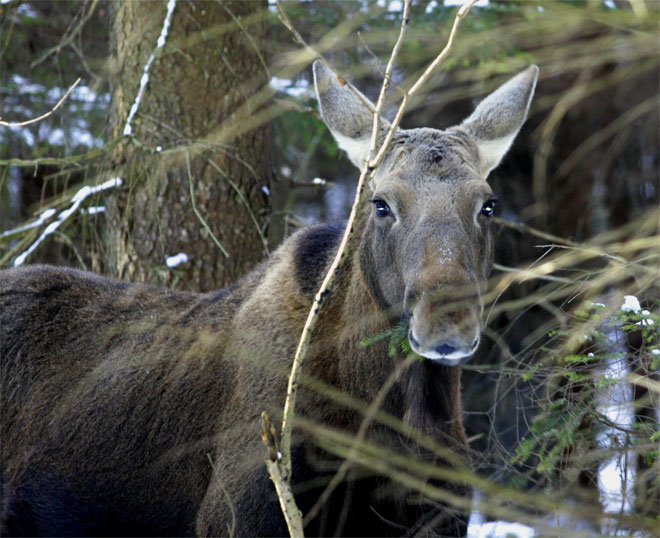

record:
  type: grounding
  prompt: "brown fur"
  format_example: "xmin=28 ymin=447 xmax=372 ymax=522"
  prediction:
xmin=0 ymin=63 xmax=538 ymax=537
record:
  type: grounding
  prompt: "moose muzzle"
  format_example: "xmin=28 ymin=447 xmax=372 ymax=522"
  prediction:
xmin=405 ymin=263 xmax=482 ymax=365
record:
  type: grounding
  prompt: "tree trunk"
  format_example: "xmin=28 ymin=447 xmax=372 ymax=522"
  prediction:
xmin=107 ymin=0 xmax=271 ymax=291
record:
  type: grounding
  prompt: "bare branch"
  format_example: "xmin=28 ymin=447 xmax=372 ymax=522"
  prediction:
xmin=30 ymin=0 xmax=100 ymax=68
xmin=369 ymin=0 xmax=478 ymax=168
xmin=0 ymin=78 xmax=81 ymax=127
xmin=207 ymin=158 xmax=269 ymax=255
xmin=275 ymin=0 xmax=377 ymax=114
xmin=185 ymin=152 xmax=229 ymax=258
xmin=218 ymin=0 xmax=270 ymax=79
xmin=493 ymin=216 xmax=582 ymax=248
xmin=368 ymin=0 xmax=411 ymax=161
xmin=407 ymin=0 xmax=477 ymax=96
xmin=261 ymin=412 xmax=304 ymax=537
xmin=12 ymin=177 xmax=123 ymax=267
xmin=123 ymin=0 xmax=178 ymax=137
xmin=265 ymin=0 xmax=479 ymax=534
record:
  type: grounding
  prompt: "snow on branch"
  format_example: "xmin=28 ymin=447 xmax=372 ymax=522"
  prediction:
xmin=13 ymin=177 xmax=123 ymax=267
xmin=123 ymin=0 xmax=177 ymax=137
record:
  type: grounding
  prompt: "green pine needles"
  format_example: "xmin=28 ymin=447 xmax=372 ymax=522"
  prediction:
xmin=361 ymin=319 xmax=423 ymax=360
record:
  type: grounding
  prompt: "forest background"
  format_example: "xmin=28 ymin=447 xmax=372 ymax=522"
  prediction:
xmin=0 ymin=0 xmax=658 ymax=536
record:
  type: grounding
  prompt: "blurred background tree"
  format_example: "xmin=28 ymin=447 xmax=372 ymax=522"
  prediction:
xmin=1 ymin=0 xmax=657 ymax=534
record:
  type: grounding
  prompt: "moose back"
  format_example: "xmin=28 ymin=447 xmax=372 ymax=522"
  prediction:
xmin=0 ymin=61 xmax=537 ymax=537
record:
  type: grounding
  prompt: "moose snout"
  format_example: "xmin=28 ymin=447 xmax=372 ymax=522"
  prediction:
xmin=409 ymin=329 xmax=480 ymax=365
xmin=405 ymin=279 xmax=482 ymax=365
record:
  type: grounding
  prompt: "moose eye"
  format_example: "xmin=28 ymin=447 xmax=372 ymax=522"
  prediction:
xmin=480 ymin=199 xmax=499 ymax=217
xmin=372 ymin=200 xmax=391 ymax=218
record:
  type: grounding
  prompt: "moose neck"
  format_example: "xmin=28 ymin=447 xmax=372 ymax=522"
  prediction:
xmin=326 ymin=203 xmax=466 ymax=443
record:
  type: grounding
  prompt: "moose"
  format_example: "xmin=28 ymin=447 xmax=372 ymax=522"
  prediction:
xmin=0 ymin=61 xmax=538 ymax=537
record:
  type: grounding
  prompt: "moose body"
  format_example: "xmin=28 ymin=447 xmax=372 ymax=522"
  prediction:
xmin=0 ymin=62 xmax=537 ymax=537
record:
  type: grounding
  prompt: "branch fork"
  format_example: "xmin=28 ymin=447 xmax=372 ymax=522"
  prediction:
xmin=264 ymin=2 xmax=479 ymax=535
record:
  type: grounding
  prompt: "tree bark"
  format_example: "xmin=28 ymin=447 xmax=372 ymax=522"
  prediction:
xmin=107 ymin=0 xmax=271 ymax=291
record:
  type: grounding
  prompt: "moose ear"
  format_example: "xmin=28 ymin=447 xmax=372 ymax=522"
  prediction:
xmin=313 ymin=60 xmax=390 ymax=169
xmin=460 ymin=65 xmax=539 ymax=176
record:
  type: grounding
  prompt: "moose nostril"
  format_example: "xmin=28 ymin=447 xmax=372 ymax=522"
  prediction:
xmin=434 ymin=343 xmax=456 ymax=356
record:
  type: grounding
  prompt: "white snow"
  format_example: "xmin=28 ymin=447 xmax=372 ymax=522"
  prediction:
xmin=426 ymin=0 xmax=439 ymax=13
xmin=123 ymin=0 xmax=177 ymax=136
xmin=269 ymin=77 xmax=312 ymax=99
xmin=387 ymin=0 xmax=403 ymax=12
xmin=445 ymin=0 xmax=489 ymax=7
xmin=597 ymin=336 xmax=635 ymax=531
xmin=13 ymin=178 xmax=123 ymax=266
xmin=468 ymin=495 xmax=536 ymax=538
xmin=16 ymin=3 xmax=39 ymax=17
xmin=9 ymin=74 xmax=44 ymax=94
xmin=165 ymin=252 xmax=189 ymax=268
xmin=621 ymin=295 xmax=641 ymax=313
xmin=10 ymin=75 xmax=109 ymax=105
xmin=2 ymin=76 xmax=108 ymax=149
xmin=82 ymin=206 xmax=106 ymax=215
xmin=0 ymin=208 xmax=56 ymax=239
xmin=468 ymin=520 xmax=535 ymax=538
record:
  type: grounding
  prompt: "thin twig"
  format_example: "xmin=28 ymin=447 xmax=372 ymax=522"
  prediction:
xmin=261 ymin=412 xmax=304 ymax=538
xmin=218 ymin=0 xmax=270 ymax=79
xmin=185 ymin=152 xmax=229 ymax=258
xmin=274 ymin=98 xmax=320 ymax=119
xmin=30 ymin=0 xmax=99 ymax=68
xmin=275 ymin=0 xmax=377 ymax=114
xmin=271 ymin=0 xmax=479 ymax=533
xmin=408 ymin=0 xmax=477 ymax=95
xmin=123 ymin=0 xmax=177 ymax=137
xmin=368 ymin=0 xmax=411 ymax=163
xmin=369 ymin=0 xmax=478 ymax=168
xmin=357 ymin=31 xmax=385 ymax=75
xmin=493 ymin=216 xmax=581 ymax=248
xmin=0 ymin=136 xmax=124 ymax=167
xmin=207 ymin=157 xmax=269 ymax=255
xmin=12 ymin=177 xmax=123 ymax=266
xmin=0 ymin=78 xmax=81 ymax=127
xmin=555 ymin=96 xmax=657 ymax=180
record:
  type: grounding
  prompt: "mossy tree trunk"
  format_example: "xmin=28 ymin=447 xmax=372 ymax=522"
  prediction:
xmin=107 ymin=0 xmax=271 ymax=291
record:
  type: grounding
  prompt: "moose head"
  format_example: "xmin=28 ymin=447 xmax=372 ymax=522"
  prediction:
xmin=314 ymin=61 xmax=538 ymax=364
